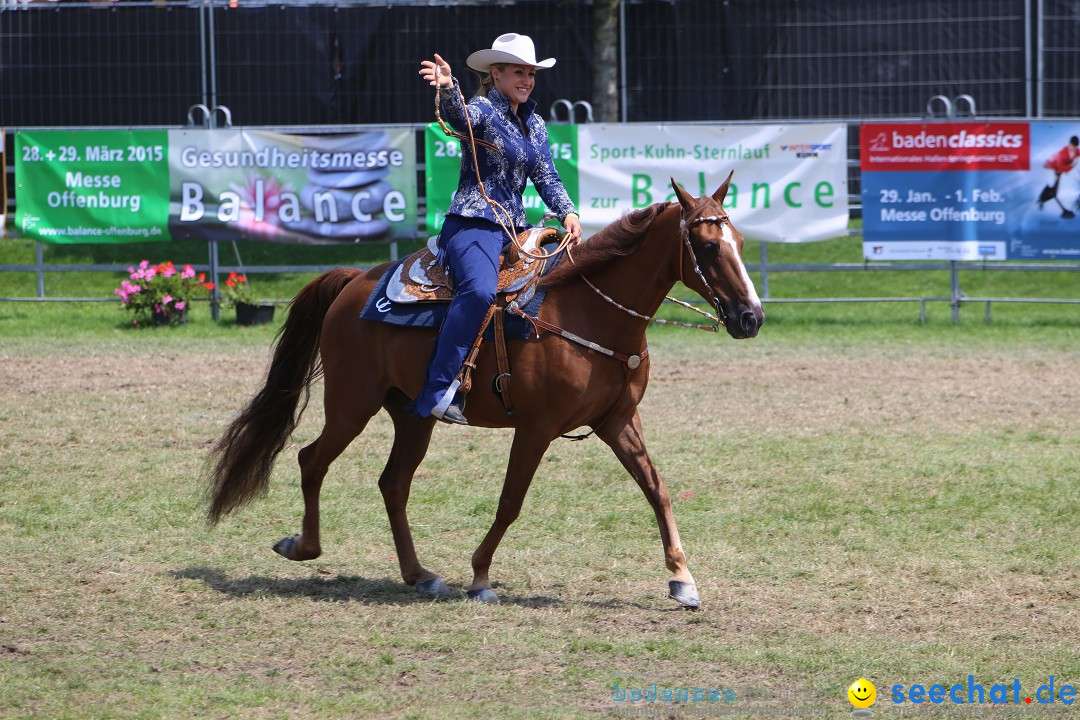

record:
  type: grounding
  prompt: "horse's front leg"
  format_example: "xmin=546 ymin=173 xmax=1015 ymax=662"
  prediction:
xmin=597 ymin=410 xmax=699 ymax=608
xmin=467 ymin=432 xmax=552 ymax=603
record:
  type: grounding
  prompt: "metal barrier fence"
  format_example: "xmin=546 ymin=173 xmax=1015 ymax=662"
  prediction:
xmin=623 ymin=0 xmax=1033 ymax=121
xmin=3 ymin=0 xmax=1080 ymax=321
xmin=1040 ymin=0 xmax=1080 ymax=117
xmin=3 ymin=0 xmax=1079 ymax=127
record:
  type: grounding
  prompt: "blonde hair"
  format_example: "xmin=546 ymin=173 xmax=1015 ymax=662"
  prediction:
xmin=473 ymin=63 xmax=507 ymax=98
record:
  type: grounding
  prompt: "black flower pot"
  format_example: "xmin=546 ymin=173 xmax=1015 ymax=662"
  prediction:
xmin=235 ymin=302 xmax=275 ymax=326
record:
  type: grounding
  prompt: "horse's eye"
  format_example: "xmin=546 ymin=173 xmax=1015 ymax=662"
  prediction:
xmin=701 ymin=241 xmax=719 ymax=255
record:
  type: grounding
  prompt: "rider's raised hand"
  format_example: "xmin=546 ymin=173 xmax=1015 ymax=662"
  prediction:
xmin=419 ymin=54 xmax=453 ymax=88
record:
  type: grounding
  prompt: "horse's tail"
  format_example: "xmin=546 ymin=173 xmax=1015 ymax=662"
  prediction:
xmin=205 ymin=267 xmax=361 ymax=525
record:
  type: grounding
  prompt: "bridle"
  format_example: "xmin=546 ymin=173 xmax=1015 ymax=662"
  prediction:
xmin=579 ymin=211 xmax=730 ymax=333
xmin=678 ymin=213 xmax=730 ymax=327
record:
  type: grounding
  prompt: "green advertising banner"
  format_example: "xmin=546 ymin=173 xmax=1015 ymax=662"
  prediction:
xmin=1 ymin=129 xmax=6 ymax=236
xmin=15 ymin=130 xmax=171 ymax=243
xmin=424 ymin=122 xmax=578 ymax=236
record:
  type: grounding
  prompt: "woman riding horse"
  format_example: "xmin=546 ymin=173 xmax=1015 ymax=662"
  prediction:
xmin=206 ymin=172 xmax=764 ymax=607
xmin=205 ymin=42 xmax=765 ymax=605
xmin=415 ymin=33 xmax=582 ymax=425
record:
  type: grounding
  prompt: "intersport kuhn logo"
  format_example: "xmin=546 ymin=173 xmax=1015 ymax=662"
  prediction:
xmin=780 ymin=142 xmax=834 ymax=159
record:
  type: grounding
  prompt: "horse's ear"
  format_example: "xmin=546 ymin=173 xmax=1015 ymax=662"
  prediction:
xmin=670 ymin=177 xmax=696 ymax=212
xmin=712 ymin=170 xmax=735 ymax=205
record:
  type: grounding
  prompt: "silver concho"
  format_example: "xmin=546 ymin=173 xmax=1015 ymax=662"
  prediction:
xmin=627 ymin=355 xmax=641 ymax=370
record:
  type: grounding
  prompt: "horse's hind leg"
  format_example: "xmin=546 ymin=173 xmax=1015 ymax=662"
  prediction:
xmin=272 ymin=378 xmax=380 ymax=562
xmin=379 ymin=392 xmax=448 ymax=596
xmin=597 ymin=410 xmax=699 ymax=608
xmin=467 ymin=432 xmax=552 ymax=604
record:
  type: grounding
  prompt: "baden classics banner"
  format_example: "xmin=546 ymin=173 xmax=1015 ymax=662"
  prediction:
xmin=15 ymin=129 xmax=417 ymax=244
xmin=861 ymin=121 xmax=1080 ymax=260
xmin=426 ymin=122 xmax=849 ymax=243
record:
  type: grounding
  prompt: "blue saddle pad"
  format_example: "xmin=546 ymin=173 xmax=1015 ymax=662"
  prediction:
xmin=358 ymin=249 xmax=562 ymax=340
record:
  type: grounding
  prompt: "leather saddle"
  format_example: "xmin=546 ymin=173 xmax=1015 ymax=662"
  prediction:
xmin=386 ymin=226 xmax=558 ymax=307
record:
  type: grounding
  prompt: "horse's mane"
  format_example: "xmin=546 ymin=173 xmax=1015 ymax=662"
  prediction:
xmin=540 ymin=202 xmax=672 ymax=288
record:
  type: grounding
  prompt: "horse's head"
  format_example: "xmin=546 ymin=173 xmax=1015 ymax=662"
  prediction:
xmin=670 ymin=173 xmax=764 ymax=339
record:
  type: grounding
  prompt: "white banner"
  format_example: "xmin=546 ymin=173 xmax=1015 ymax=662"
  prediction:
xmin=577 ymin=123 xmax=848 ymax=242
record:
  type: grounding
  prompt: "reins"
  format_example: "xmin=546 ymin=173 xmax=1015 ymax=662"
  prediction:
xmin=576 ymin=214 xmax=730 ymax=333
xmin=434 ymin=71 xmax=723 ymax=331
xmin=432 ymin=70 xmax=729 ymax=442
xmin=507 ymin=213 xmax=729 ymax=441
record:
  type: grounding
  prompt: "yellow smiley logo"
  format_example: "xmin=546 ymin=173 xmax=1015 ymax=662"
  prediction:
xmin=848 ymin=678 xmax=876 ymax=708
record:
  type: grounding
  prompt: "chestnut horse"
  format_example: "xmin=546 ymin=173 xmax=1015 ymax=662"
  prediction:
xmin=205 ymin=175 xmax=763 ymax=608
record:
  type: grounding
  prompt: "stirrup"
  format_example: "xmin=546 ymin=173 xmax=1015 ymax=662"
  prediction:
xmin=433 ymin=404 xmax=468 ymax=425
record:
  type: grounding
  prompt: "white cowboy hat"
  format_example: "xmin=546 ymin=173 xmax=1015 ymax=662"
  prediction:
xmin=466 ymin=33 xmax=556 ymax=72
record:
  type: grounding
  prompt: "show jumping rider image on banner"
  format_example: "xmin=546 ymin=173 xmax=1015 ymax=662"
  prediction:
xmin=413 ymin=33 xmax=582 ymax=425
xmin=1037 ymin=135 xmax=1080 ymax=219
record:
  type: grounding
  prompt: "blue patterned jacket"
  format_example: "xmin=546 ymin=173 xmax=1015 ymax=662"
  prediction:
xmin=439 ymin=79 xmax=576 ymax=229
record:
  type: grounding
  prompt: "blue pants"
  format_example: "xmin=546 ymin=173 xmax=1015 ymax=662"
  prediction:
xmin=412 ymin=215 xmax=506 ymax=417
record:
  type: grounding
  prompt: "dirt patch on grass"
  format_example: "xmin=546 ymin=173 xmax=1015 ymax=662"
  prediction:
xmin=647 ymin=353 xmax=1079 ymax=436
xmin=1 ymin=348 xmax=269 ymax=399
xmin=6 ymin=344 xmax=1076 ymax=437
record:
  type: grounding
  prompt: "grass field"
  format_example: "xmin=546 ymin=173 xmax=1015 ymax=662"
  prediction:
xmin=1 ymin=282 xmax=1079 ymax=718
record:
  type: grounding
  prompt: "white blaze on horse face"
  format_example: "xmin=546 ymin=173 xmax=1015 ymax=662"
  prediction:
xmin=721 ymin=222 xmax=762 ymax=309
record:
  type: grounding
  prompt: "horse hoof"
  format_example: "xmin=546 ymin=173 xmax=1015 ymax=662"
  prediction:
xmin=466 ymin=588 xmax=499 ymax=604
xmin=272 ymin=535 xmax=298 ymax=559
xmin=668 ymin=580 xmax=700 ymax=609
xmin=416 ymin=577 xmax=451 ymax=597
